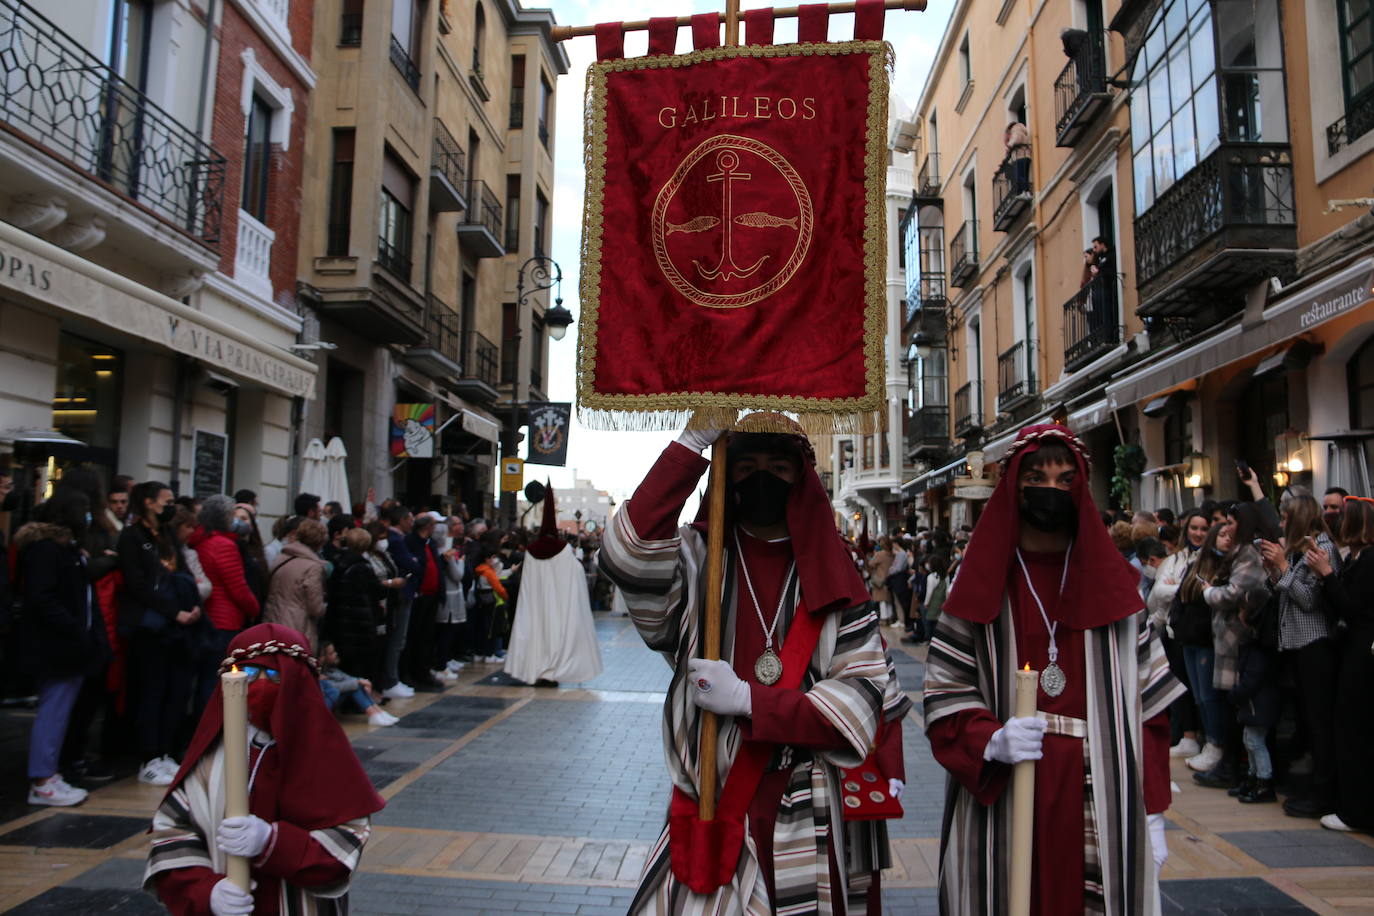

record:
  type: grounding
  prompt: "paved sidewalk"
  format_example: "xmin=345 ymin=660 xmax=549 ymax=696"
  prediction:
xmin=0 ymin=616 xmax=1371 ymax=914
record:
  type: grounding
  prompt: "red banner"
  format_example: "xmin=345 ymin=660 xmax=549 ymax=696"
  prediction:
xmin=577 ymin=43 xmax=889 ymax=430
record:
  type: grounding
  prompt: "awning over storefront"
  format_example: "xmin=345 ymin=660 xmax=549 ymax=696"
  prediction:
xmin=0 ymin=221 xmax=316 ymax=398
xmin=903 ymin=457 xmax=967 ymax=495
xmin=461 ymin=409 xmax=500 ymax=443
xmin=1107 ymin=256 xmax=1374 ymax=408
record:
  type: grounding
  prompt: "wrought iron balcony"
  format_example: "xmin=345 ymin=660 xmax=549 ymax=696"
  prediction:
xmin=377 ymin=233 xmax=411 ymax=281
xmin=907 ymin=404 xmax=950 ymax=458
xmin=1054 ymin=34 xmax=1110 ymax=147
xmin=452 ymin=330 xmax=501 ymax=403
xmin=992 ymin=152 xmax=1032 ymax=232
xmin=997 ymin=340 xmax=1036 ymax=408
xmin=0 ymin=0 xmax=225 ymax=247
xmin=390 ymin=35 xmax=420 ymax=91
xmin=949 ymin=220 xmax=979 ymax=287
xmin=429 ymin=119 xmax=467 ymax=212
xmin=953 ymin=381 xmax=982 ymax=437
xmin=1328 ymin=91 xmax=1374 ymax=156
xmin=908 ymin=297 xmax=948 ymax=347
xmin=915 ymin=152 xmax=941 ymax=202
xmin=403 ymin=298 xmax=463 ymax=379
xmin=456 ymin=179 xmax=504 ymax=258
xmin=1063 ymin=273 xmax=1120 ymax=370
xmin=1134 ymin=143 xmax=1296 ymax=317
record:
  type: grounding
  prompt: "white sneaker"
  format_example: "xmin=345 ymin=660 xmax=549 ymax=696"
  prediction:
xmin=432 ymin=668 xmax=458 ymax=683
xmin=369 ymin=710 xmax=400 ymax=727
xmin=381 ymin=684 xmax=414 ymax=700
xmin=483 ymin=654 xmax=503 ymax=664
xmin=1186 ymin=742 xmax=1224 ymax=772
xmin=445 ymin=659 xmax=465 ymax=673
xmin=154 ymin=755 xmax=180 ymax=778
xmin=1170 ymin=737 xmax=1201 ymax=758
xmin=28 ymin=775 xmax=87 ymax=807
xmin=1321 ymin=813 xmax=1354 ymax=831
xmin=138 ymin=759 xmax=174 ymax=786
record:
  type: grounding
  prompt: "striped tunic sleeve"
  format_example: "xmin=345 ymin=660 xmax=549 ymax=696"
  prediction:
xmin=1136 ymin=611 xmax=1186 ymax=722
xmin=144 ymin=787 xmax=213 ymax=887
xmin=922 ymin=612 xmax=990 ymax=726
xmin=301 ymin=819 xmax=372 ymax=898
xmin=806 ymin=604 xmax=888 ymax=767
xmin=598 ymin=502 xmax=693 ymax=655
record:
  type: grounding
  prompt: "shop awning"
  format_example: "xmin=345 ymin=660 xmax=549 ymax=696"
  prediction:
xmin=903 ymin=456 xmax=967 ymax=495
xmin=0 ymin=221 xmax=316 ymax=398
xmin=1106 ymin=256 xmax=1374 ymax=409
xmin=461 ymin=409 xmax=500 ymax=443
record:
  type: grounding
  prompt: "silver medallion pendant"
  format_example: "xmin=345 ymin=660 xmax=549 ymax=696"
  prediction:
xmin=754 ymin=648 xmax=783 ymax=685
xmin=1040 ymin=661 xmax=1067 ymax=697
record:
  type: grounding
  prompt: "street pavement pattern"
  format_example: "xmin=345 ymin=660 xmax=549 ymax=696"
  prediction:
xmin=0 ymin=616 xmax=1372 ymax=914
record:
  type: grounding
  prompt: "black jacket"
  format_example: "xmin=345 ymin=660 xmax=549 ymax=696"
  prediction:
xmin=15 ymin=523 xmax=109 ymax=679
xmin=83 ymin=521 xmax=121 ymax=583
xmin=1232 ymin=638 xmax=1281 ymax=728
xmin=324 ymin=552 xmax=386 ymax=671
xmin=117 ymin=521 xmax=176 ymax=632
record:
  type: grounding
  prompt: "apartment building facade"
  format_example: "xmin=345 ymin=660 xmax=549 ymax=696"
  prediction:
xmin=297 ymin=0 xmax=565 ymax=518
xmin=899 ymin=0 xmax=1374 ymax=526
xmin=0 ymin=0 xmax=316 ymax=519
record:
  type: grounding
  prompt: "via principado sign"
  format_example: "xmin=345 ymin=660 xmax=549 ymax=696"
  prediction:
xmin=500 ymin=458 xmax=525 ymax=492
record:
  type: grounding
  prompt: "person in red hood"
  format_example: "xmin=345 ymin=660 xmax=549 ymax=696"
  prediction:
xmin=190 ymin=495 xmax=261 ymax=717
xmin=144 ymin=623 xmax=384 ymax=915
xmin=922 ymin=424 xmax=1184 ymax=915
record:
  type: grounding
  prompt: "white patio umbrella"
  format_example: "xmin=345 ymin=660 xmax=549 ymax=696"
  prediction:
xmin=322 ymin=436 xmax=352 ymax=510
xmin=299 ymin=437 xmax=328 ymax=502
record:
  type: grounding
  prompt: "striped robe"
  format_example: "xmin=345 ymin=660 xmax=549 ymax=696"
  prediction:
xmin=600 ymin=505 xmax=889 ymax=916
xmin=922 ymin=604 xmax=1184 ymax=916
xmin=144 ymin=740 xmax=371 ymax=915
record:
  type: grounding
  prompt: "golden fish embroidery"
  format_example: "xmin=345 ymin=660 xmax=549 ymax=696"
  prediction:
xmin=733 ymin=212 xmax=798 ymax=229
xmin=666 ymin=216 xmax=721 ymax=235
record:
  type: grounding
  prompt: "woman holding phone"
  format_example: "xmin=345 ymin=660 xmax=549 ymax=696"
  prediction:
xmin=1256 ymin=494 xmax=1340 ymax=819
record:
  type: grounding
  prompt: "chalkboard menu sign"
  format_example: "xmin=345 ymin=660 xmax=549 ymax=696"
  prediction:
xmin=192 ymin=429 xmax=228 ymax=499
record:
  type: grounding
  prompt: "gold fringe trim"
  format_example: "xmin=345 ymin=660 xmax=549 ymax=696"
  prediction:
xmin=576 ymin=41 xmax=892 ymax=427
xmin=576 ymin=406 xmax=886 ymax=436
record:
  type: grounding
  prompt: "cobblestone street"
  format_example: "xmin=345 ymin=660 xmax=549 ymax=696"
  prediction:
xmin=0 ymin=615 xmax=1372 ymax=914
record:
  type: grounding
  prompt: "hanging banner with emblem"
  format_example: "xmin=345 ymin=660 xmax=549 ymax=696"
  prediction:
xmin=576 ymin=29 xmax=890 ymax=434
xmin=526 ymin=402 xmax=572 ymax=467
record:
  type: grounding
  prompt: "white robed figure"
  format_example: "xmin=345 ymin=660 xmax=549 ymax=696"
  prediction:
xmin=504 ymin=485 xmax=603 ymax=685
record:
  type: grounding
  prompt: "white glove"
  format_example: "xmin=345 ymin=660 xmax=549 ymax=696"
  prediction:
xmin=216 ymin=814 xmax=273 ymax=859
xmin=983 ymin=716 xmax=1047 ymax=764
xmin=675 ymin=427 xmax=723 ymax=453
xmin=888 ymin=778 xmax=905 ymax=799
xmin=1148 ymin=812 xmax=1168 ymax=876
xmin=209 ymin=877 xmax=255 ymax=916
xmin=687 ymin=658 xmax=752 ymax=717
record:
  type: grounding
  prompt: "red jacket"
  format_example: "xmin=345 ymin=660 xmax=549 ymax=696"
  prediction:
xmin=189 ymin=528 xmax=260 ymax=631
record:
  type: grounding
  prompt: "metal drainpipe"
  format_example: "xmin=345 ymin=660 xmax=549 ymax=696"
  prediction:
xmin=195 ymin=0 xmax=220 ymax=140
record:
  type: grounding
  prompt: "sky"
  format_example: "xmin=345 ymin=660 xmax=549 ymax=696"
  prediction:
xmin=529 ymin=0 xmax=955 ymax=511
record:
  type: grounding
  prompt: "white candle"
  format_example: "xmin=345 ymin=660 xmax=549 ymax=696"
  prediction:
xmin=1009 ymin=665 xmax=1038 ymax=916
xmin=221 ymin=666 xmax=251 ymax=893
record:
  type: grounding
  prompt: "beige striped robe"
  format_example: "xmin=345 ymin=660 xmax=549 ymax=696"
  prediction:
xmin=600 ymin=503 xmax=890 ymax=916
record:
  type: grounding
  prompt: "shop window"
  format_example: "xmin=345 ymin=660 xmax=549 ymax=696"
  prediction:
xmin=1237 ymin=373 xmax=1290 ymax=487
xmin=1349 ymin=335 xmax=1374 ymax=470
xmin=52 ymin=333 xmax=123 ymax=471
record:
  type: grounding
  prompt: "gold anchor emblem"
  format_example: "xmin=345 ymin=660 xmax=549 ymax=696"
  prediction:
xmin=652 ymin=134 xmax=814 ymax=310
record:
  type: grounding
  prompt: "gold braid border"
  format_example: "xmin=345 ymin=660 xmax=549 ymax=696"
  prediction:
xmin=576 ymin=41 xmax=893 ymax=435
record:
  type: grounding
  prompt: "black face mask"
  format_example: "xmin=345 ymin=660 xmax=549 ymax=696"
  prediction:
xmin=1324 ymin=510 xmax=1342 ymax=531
xmin=157 ymin=503 xmax=177 ymax=525
xmin=1019 ymin=486 xmax=1077 ymax=533
xmin=734 ymin=470 xmax=792 ymax=527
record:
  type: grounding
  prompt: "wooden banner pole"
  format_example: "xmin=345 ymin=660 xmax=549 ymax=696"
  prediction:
xmin=549 ymin=0 xmax=926 ymax=42
xmin=697 ymin=433 xmax=730 ymax=820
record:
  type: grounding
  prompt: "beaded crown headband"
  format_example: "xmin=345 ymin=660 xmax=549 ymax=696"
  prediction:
xmin=219 ymin=639 xmax=319 ymax=675
xmin=1000 ymin=426 xmax=1091 ymax=472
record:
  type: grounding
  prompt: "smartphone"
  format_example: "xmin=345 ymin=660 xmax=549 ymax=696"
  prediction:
xmin=1235 ymin=458 xmax=1250 ymax=479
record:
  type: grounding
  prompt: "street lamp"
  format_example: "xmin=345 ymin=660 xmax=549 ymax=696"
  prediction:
xmin=503 ymin=256 xmax=569 ymax=527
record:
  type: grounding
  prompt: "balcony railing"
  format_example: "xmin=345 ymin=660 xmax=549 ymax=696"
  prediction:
xmin=339 ymin=11 xmax=361 ymax=45
xmin=997 ymin=340 xmax=1036 ymax=407
xmin=1328 ymin=91 xmax=1374 ymax=156
xmin=464 ymin=331 xmax=499 ymax=386
xmin=456 ymin=179 xmax=504 ymax=258
xmin=377 ymin=233 xmax=411 ymax=280
xmin=234 ymin=209 xmax=274 ymax=299
xmin=953 ymin=381 xmax=982 ymax=436
xmin=1134 ymin=144 xmax=1295 ymax=289
xmin=916 ymin=152 xmax=941 ymax=199
xmin=909 ymin=299 xmax=948 ymax=346
xmin=429 ymin=118 xmax=467 ymax=212
xmin=1054 ymin=34 xmax=1109 ymax=146
xmin=390 ymin=35 xmax=420 ymax=91
xmin=907 ymin=404 xmax=949 ymax=456
xmin=1063 ymin=273 xmax=1121 ymax=370
xmin=509 ymin=98 xmax=524 ymax=129
xmin=949 ymin=220 xmax=979 ymax=287
xmin=992 ymin=152 xmax=1033 ymax=231
xmin=0 ymin=0 xmax=226 ymax=247
xmin=425 ymin=300 xmax=462 ymax=365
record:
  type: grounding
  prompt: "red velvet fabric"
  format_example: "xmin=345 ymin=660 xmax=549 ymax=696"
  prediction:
xmin=797 ymin=3 xmax=829 ymax=41
xmin=588 ymin=49 xmax=878 ymax=403
xmin=853 ymin=0 xmax=885 ymax=39
xmin=594 ymin=22 xmax=624 ymax=61
xmin=691 ymin=12 xmax=721 ymax=48
xmin=166 ymin=623 xmax=385 ymax=831
xmin=527 ymin=483 xmax=566 ymax=560
xmin=648 ymin=17 xmax=677 ymax=55
xmin=941 ymin=424 xmax=1143 ymax=629
xmin=744 ymin=7 xmax=774 ymax=45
